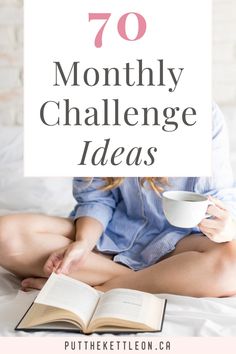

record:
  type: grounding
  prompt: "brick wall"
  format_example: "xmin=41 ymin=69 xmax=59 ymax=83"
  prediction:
xmin=0 ymin=0 xmax=235 ymax=126
xmin=0 ymin=0 xmax=22 ymax=125
xmin=213 ymin=0 xmax=236 ymax=106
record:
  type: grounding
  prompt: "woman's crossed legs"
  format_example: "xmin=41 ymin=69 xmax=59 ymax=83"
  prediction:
xmin=0 ymin=214 xmax=236 ymax=297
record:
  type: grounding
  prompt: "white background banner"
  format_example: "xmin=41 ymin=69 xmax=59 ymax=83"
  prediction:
xmin=24 ymin=0 xmax=211 ymax=177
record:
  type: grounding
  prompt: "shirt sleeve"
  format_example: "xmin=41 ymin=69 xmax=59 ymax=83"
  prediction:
xmin=70 ymin=177 xmax=117 ymax=230
xmin=193 ymin=103 xmax=236 ymax=218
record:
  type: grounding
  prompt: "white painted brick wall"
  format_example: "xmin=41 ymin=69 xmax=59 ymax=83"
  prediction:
xmin=213 ymin=0 xmax=236 ymax=106
xmin=212 ymin=0 xmax=236 ymax=174
xmin=0 ymin=0 xmax=235 ymax=127
xmin=0 ymin=0 xmax=22 ymax=125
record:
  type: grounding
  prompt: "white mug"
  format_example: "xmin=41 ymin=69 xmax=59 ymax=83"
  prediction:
xmin=162 ymin=191 xmax=213 ymax=228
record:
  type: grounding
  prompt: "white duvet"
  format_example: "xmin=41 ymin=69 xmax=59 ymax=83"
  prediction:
xmin=0 ymin=126 xmax=236 ymax=337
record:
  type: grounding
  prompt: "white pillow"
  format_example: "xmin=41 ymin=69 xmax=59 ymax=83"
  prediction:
xmin=0 ymin=126 xmax=75 ymax=216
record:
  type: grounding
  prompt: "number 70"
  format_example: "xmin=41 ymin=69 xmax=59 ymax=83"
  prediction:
xmin=89 ymin=13 xmax=147 ymax=48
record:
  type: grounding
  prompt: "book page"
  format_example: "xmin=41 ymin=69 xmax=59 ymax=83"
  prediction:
xmin=35 ymin=273 xmax=100 ymax=327
xmin=91 ymin=288 xmax=165 ymax=330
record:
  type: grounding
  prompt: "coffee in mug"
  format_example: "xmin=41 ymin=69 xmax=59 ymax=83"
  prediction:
xmin=162 ymin=191 xmax=212 ymax=228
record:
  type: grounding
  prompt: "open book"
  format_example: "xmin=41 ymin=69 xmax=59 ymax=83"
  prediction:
xmin=15 ymin=273 xmax=167 ymax=334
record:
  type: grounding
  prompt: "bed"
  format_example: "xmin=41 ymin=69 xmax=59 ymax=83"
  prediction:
xmin=0 ymin=126 xmax=236 ymax=337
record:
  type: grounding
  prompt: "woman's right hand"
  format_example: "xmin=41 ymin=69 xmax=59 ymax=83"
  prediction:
xmin=43 ymin=239 xmax=91 ymax=276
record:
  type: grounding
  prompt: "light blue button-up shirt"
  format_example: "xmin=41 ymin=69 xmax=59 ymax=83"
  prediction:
xmin=70 ymin=104 xmax=236 ymax=270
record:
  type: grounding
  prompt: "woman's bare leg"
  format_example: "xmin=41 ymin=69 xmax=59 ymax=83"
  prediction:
xmin=2 ymin=214 xmax=235 ymax=297
xmin=96 ymin=234 xmax=236 ymax=297
xmin=0 ymin=214 xmax=132 ymax=287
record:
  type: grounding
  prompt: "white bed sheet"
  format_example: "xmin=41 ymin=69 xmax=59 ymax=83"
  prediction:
xmin=1 ymin=126 xmax=236 ymax=337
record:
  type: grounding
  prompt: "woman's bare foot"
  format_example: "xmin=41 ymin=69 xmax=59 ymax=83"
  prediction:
xmin=21 ymin=277 xmax=48 ymax=291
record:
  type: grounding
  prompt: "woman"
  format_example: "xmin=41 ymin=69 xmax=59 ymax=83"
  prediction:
xmin=0 ymin=103 xmax=236 ymax=297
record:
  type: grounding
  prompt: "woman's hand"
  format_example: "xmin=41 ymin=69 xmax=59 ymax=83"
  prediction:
xmin=198 ymin=196 xmax=236 ymax=243
xmin=44 ymin=239 xmax=91 ymax=276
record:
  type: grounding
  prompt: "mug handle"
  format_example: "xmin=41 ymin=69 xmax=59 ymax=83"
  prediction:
xmin=205 ymin=200 xmax=214 ymax=218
